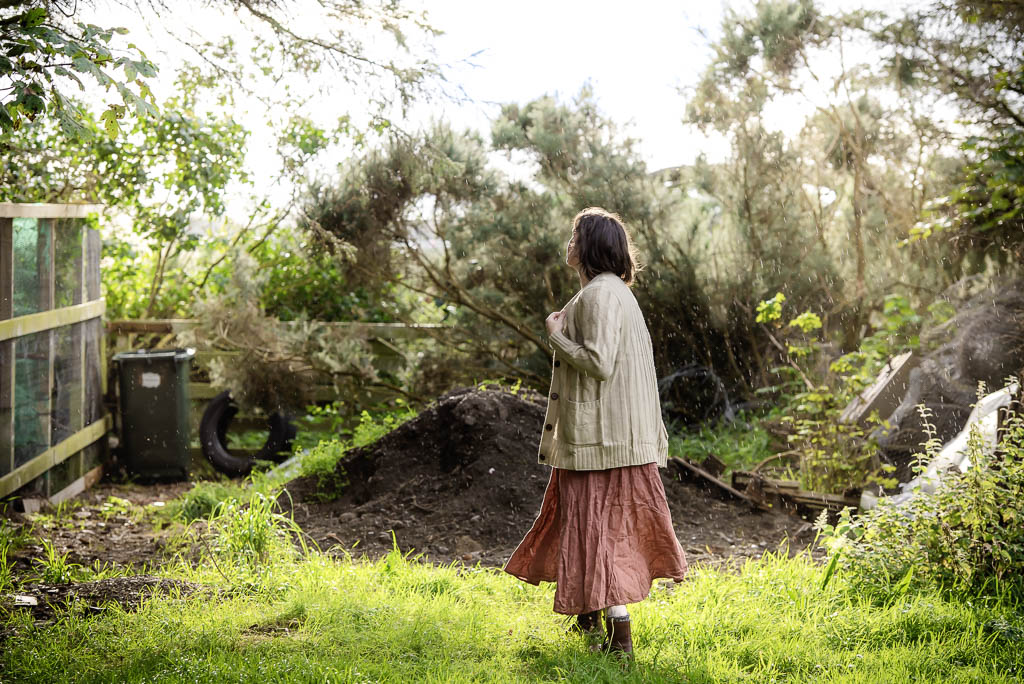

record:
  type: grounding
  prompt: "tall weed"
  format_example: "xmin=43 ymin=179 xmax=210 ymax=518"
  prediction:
xmin=167 ymin=481 xmax=250 ymax=523
xmin=31 ymin=539 xmax=83 ymax=584
xmin=817 ymin=401 xmax=1024 ymax=599
xmin=0 ymin=541 xmax=14 ymax=593
xmin=756 ymin=292 xmax=924 ymax=493
xmin=200 ymin=493 xmax=309 ymax=591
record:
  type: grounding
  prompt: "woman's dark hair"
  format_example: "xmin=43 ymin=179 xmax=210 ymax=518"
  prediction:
xmin=572 ymin=207 xmax=641 ymax=285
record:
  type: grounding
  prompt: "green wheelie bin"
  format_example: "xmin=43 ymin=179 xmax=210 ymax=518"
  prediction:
xmin=112 ymin=348 xmax=195 ymax=480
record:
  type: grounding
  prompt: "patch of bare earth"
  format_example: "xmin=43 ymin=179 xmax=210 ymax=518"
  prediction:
xmin=3 ymin=481 xmax=196 ymax=581
xmin=276 ymin=386 xmax=819 ymax=568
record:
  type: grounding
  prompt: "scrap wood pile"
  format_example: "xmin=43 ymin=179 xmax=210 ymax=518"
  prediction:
xmin=670 ymin=456 xmax=861 ymax=517
xmin=689 ymin=279 xmax=1024 ymax=515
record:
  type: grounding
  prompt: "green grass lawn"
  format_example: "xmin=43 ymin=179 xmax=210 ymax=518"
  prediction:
xmin=3 ymin=542 xmax=1022 ymax=683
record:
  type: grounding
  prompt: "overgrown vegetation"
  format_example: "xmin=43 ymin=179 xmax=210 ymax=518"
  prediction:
xmin=5 ymin=397 xmax=1024 ymax=679
xmin=2 ymin=4 xmax=1023 ymax=677
xmin=818 ymin=396 xmax=1024 ymax=600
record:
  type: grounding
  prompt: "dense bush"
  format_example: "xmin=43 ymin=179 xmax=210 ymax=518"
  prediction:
xmin=817 ymin=399 xmax=1024 ymax=598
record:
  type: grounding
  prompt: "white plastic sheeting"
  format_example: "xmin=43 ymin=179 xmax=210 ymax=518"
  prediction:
xmin=861 ymin=382 xmax=1019 ymax=510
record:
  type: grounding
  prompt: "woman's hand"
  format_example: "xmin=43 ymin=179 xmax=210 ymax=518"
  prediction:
xmin=545 ymin=310 xmax=566 ymax=336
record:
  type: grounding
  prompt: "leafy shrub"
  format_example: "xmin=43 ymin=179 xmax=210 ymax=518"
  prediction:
xmin=349 ymin=402 xmax=416 ymax=448
xmin=297 ymin=403 xmax=417 ymax=502
xmin=782 ymin=390 xmax=889 ymax=494
xmin=299 ymin=440 xmax=349 ymax=501
xmin=756 ymin=292 xmax=923 ymax=493
xmin=817 ymin=403 xmax=1024 ymax=599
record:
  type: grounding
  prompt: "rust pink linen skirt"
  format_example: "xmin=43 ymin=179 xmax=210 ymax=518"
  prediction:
xmin=503 ymin=462 xmax=688 ymax=615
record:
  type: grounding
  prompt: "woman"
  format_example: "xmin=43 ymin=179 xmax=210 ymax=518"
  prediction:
xmin=504 ymin=207 xmax=688 ymax=657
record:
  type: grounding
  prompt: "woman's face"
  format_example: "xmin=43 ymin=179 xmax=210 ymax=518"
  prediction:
xmin=566 ymin=229 xmax=581 ymax=269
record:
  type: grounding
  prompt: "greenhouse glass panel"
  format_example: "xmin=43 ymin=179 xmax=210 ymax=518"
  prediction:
xmin=14 ymin=330 xmax=51 ymax=466
xmin=52 ymin=323 xmax=83 ymax=444
xmin=54 ymin=219 xmax=83 ymax=309
xmin=12 ymin=218 xmax=52 ymax=317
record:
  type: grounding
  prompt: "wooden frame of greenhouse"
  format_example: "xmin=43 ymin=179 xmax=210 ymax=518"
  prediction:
xmin=0 ymin=203 xmax=108 ymax=504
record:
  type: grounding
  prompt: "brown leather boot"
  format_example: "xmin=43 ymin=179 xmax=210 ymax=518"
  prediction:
xmin=603 ymin=615 xmax=633 ymax=657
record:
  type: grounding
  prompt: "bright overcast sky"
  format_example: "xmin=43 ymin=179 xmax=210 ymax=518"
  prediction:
xmin=81 ymin=0 xmax=908 ymax=213
xmin=406 ymin=0 xmax=732 ymax=173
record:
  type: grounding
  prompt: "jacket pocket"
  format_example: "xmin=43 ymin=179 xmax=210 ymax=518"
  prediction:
xmin=560 ymin=398 xmax=603 ymax=446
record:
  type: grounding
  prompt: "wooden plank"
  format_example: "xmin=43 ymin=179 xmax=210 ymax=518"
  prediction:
xmin=731 ymin=469 xmax=860 ymax=512
xmin=0 ymin=299 xmax=105 ymax=343
xmin=186 ymin=382 xmax=378 ymax=403
xmin=788 ymin=489 xmax=860 ymax=507
xmin=42 ymin=219 xmax=55 ymax=497
xmin=98 ymin=318 xmax=107 ymax=397
xmin=669 ymin=457 xmax=768 ymax=510
xmin=0 ymin=340 xmax=12 ymax=477
xmin=0 ymin=218 xmax=10 ymax=475
xmin=107 ymin=318 xmax=449 ymax=339
xmin=839 ymin=351 xmax=919 ymax=425
xmin=77 ymin=225 xmax=87 ymax=439
xmin=343 ymin=323 xmax=449 ymax=339
xmin=106 ymin=319 xmax=189 ymax=335
xmin=0 ymin=415 xmax=108 ymax=499
xmin=0 ymin=203 xmax=104 ymax=219
xmin=731 ymin=471 xmax=798 ymax=490
xmin=85 ymin=227 xmax=100 ymax=301
xmin=0 ymin=216 xmax=11 ymax=320
xmin=49 ymin=464 xmax=105 ymax=506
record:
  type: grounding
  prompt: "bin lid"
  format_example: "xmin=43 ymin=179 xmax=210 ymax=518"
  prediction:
xmin=112 ymin=347 xmax=196 ymax=362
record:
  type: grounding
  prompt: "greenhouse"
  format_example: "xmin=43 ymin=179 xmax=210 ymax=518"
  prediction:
xmin=0 ymin=203 xmax=106 ymax=502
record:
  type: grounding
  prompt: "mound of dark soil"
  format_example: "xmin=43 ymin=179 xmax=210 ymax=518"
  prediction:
xmin=279 ymin=386 xmax=817 ymax=567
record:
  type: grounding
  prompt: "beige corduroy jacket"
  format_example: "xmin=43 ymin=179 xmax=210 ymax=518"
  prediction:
xmin=538 ymin=271 xmax=669 ymax=470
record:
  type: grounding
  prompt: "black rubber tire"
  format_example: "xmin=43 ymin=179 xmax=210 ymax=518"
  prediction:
xmin=199 ymin=391 xmax=296 ymax=477
xmin=257 ymin=412 xmax=297 ymax=463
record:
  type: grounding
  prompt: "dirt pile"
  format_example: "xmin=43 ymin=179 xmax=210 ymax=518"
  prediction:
xmin=279 ymin=386 xmax=818 ymax=567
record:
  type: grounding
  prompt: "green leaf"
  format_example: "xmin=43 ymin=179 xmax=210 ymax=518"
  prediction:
xmin=820 ymin=551 xmax=840 ymax=590
xmin=100 ymin=108 xmax=121 ymax=138
xmin=53 ymin=66 xmax=86 ymax=90
xmin=756 ymin=292 xmax=786 ymax=324
xmin=20 ymin=8 xmax=48 ymax=29
xmin=0 ymin=106 xmax=15 ymax=132
xmin=71 ymin=55 xmax=98 ymax=75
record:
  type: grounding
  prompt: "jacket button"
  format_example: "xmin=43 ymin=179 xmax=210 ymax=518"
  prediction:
xmin=539 ymin=453 xmax=546 ymax=461
xmin=551 ymin=393 xmax=558 ymax=400
xmin=545 ymin=424 xmax=553 ymax=431
xmin=554 ymin=360 xmax=560 ymax=367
